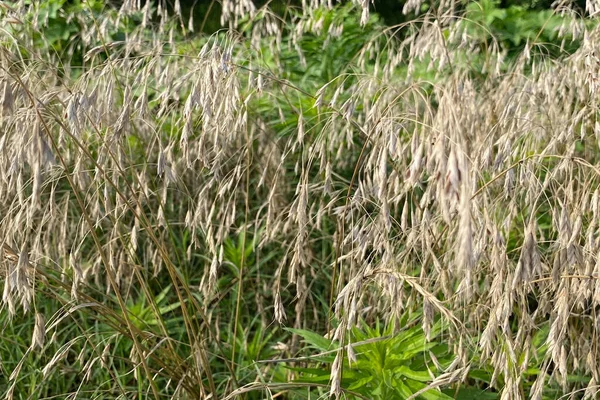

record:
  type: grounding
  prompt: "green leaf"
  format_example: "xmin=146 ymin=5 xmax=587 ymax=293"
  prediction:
xmin=395 ymin=365 xmax=432 ymax=382
xmin=158 ymin=301 xmax=182 ymax=315
xmin=405 ymin=380 xmax=454 ymax=400
xmin=285 ymin=328 xmax=334 ymax=350
xmin=348 ymin=375 xmax=374 ymax=390
xmin=392 ymin=380 xmax=415 ymax=398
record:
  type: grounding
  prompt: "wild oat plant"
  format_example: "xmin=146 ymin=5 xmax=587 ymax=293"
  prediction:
xmin=1 ymin=0 xmax=600 ymax=398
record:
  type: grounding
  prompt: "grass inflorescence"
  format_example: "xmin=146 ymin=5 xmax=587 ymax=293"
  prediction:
xmin=1 ymin=0 xmax=600 ymax=399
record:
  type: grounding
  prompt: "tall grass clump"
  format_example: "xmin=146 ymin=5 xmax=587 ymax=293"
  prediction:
xmin=2 ymin=0 xmax=600 ymax=398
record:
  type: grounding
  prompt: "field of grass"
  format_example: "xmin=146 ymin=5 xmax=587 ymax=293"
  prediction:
xmin=1 ymin=0 xmax=600 ymax=399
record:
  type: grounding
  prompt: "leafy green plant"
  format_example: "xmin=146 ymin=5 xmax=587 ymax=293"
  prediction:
xmin=462 ymin=0 xmax=588 ymax=58
xmin=287 ymin=316 xmax=457 ymax=400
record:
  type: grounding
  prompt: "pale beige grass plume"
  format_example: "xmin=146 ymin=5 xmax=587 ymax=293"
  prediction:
xmin=1 ymin=0 xmax=600 ymax=399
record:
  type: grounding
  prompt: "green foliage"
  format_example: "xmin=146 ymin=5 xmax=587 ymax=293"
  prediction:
xmin=4 ymin=0 xmax=158 ymax=67
xmin=287 ymin=317 xmax=457 ymax=400
xmin=126 ymin=284 xmax=183 ymax=331
xmin=462 ymin=0 xmax=588 ymax=58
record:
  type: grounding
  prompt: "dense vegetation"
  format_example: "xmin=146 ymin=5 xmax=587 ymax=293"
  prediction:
xmin=1 ymin=0 xmax=600 ymax=399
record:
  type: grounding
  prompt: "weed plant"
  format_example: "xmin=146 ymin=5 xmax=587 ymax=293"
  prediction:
xmin=1 ymin=0 xmax=600 ymax=399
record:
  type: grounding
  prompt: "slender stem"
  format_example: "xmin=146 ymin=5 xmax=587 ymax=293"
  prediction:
xmin=232 ymin=111 xmax=253 ymax=392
